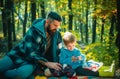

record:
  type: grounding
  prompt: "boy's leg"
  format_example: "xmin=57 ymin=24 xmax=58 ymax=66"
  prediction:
xmin=75 ymin=66 xmax=99 ymax=76
xmin=0 ymin=56 xmax=14 ymax=72
xmin=4 ymin=64 xmax=34 ymax=79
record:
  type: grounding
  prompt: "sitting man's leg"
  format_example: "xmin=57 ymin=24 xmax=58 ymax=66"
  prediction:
xmin=4 ymin=64 xmax=34 ymax=79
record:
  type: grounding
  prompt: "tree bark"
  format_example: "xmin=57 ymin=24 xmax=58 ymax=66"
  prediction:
xmin=1 ymin=0 xmax=7 ymax=37
xmin=101 ymin=18 xmax=105 ymax=42
xmin=68 ymin=0 xmax=73 ymax=30
xmin=6 ymin=0 xmax=13 ymax=51
xmin=92 ymin=0 xmax=97 ymax=43
xmin=23 ymin=0 xmax=28 ymax=36
xmin=109 ymin=14 xmax=116 ymax=44
xmin=31 ymin=1 xmax=36 ymax=22
xmin=116 ymin=0 xmax=120 ymax=67
xmin=40 ymin=1 xmax=45 ymax=18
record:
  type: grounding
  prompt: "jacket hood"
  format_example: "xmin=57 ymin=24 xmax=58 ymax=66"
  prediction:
xmin=32 ymin=19 xmax=46 ymax=37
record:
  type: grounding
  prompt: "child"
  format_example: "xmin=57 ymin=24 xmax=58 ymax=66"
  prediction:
xmin=59 ymin=32 xmax=100 ymax=76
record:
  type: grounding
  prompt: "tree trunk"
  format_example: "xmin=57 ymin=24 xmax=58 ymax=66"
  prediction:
xmin=40 ymin=1 xmax=45 ymax=18
xmin=17 ymin=2 xmax=21 ymax=31
xmin=31 ymin=1 xmax=36 ymax=22
xmin=101 ymin=18 xmax=105 ymax=42
xmin=12 ymin=3 xmax=16 ymax=41
xmin=109 ymin=14 xmax=116 ymax=44
xmin=6 ymin=0 xmax=13 ymax=51
xmin=80 ymin=22 xmax=84 ymax=42
xmin=85 ymin=8 xmax=88 ymax=43
xmin=116 ymin=0 xmax=120 ymax=67
xmin=23 ymin=0 xmax=28 ymax=36
xmin=68 ymin=0 xmax=73 ymax=30
xmin=92 ymin=0 xmax=97 ymax=43
xmin=1 ymin=0 xmax=7 ymax=37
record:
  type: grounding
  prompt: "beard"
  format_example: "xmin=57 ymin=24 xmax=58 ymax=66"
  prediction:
xmin=46 ymin=25 xmax=56 ymax=36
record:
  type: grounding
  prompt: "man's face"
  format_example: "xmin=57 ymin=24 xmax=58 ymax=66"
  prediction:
xmin=46 ymin=20 xmax=61 ymax=35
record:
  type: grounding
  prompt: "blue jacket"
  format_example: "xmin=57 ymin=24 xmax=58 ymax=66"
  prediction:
xmin=7 ymin=19 xmax=62 ymax=65
xmin=59 ymin=47 xmax=86 ymax=69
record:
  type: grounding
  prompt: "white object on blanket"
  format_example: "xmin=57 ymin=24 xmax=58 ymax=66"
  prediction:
xmin=92 ymin=62 xmax=103 ymax=72
xmin=84 ymin=60 xmax=104 ymax=72
xmin=104 ymin=60 xmax=115 ymax=72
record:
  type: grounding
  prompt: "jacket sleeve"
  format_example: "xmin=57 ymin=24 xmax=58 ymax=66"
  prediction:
xmin=23 ymin=28 xmax=48 ymax=63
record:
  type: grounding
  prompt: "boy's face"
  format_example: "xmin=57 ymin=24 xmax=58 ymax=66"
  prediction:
xmin=66 ymin=42 xmax=76 ymax=51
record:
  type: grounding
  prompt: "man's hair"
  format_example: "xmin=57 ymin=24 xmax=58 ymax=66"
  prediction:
xmin=63 ymin=32 xmax=76 ymax=45
xmin=46 ymin=11 xmax=62 ymax=22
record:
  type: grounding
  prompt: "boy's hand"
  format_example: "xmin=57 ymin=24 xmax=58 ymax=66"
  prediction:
xmin=77 ymin=56 xmax=82 ymax=60
xmin=71 ymin=56 xmax=77 ymax=62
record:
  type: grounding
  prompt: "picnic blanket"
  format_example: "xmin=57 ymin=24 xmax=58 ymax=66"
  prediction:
xmin=35 ymin=76 xmax=97 ymax=79
xmin=35 ymin=65 xmax=115 ymax=79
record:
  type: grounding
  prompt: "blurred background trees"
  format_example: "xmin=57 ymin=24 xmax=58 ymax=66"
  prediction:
xmin=0 ymin=0 xmax=119 ymax=67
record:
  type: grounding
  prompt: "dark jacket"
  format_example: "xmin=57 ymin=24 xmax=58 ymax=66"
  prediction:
xmin=7 ymin=19 xmax=62 ymax=65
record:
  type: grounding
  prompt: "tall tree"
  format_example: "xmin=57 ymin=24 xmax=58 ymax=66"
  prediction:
xmin=12 ymin=2 xmax=16 ymax=41
xmin=31 ymin=1 xmax=36 ymax=22
xmin=1 ymin=0 xmax=7 ymax=37
xmin=92 ymin=0 xmax=97 ymax=43
xmin=68 ymin=0 xmax=73 ymax=30
xmin=6 ymin=0 xmax=13 ymax=51
xmin=85 ymin=0 xmax=89 ymax=43
xmin=23 ymin=0 xmax=28 ymax=36
xmin=40 ymin=1 xmax=45 ymax=18
xmin=109 ymin=13 xmax=116 ymax=44
xmin=100 ymin=15 xmax=105 ymax=42
xmin=116 ymin=0 xmax=120 ymax=67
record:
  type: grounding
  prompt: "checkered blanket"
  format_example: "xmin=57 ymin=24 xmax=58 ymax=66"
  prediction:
xmin=34 ymin=65 xmax=115 ymax=79
xmin=35 ymin=76 xmax=98 ymax=79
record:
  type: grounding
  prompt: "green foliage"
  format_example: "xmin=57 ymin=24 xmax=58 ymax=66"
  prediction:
xmin=81 ymin=42 xmax=118 ymax=66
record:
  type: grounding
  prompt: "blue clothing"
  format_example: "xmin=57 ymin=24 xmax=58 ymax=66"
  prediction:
xmin=59 ymin=48 xmax=99 ymax=76
xmin=0 ymin=56 xmax=34 ymax=79
xmin=0 ymin=19 xmax=62 ymax=78
xmin=59 ymin=47 xmax=86 ymax=69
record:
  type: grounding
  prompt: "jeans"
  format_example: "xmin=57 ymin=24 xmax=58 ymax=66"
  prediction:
xmin=0 ymin=56 xmax=34 ymax=79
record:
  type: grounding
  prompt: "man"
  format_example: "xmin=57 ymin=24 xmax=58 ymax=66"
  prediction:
xmin=0 ymin=11 xmax=62 ymax=79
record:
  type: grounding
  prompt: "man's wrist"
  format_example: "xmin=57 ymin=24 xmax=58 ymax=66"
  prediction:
xmin=38 ymin=60 xmax=48 ymax=66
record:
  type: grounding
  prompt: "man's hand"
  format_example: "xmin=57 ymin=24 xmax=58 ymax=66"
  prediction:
xmin=44 ymin=62 xmax=62 ymax=70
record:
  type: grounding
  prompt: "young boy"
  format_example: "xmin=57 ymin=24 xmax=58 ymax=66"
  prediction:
xmin=59 ymin=32 xmax=101 ymax=76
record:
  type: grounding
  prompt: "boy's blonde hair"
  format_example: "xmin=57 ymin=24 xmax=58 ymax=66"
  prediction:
xmin=63 ymin=32 xmax=76 ymax=45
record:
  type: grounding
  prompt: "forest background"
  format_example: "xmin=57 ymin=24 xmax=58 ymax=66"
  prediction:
xmin=0 ymin=0 xmax=120 ymax=68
